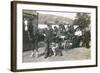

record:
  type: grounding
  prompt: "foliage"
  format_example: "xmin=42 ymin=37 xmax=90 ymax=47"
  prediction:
xmin=73 ymin=13 xmax=90 ymax=30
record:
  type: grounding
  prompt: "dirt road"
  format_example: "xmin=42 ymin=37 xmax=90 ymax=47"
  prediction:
xmin=23 ymin=47 xmax=90 ymax=63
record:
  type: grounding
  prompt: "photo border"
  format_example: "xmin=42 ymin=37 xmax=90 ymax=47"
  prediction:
xmin=11 ymin=1 xmax=98 ymax=72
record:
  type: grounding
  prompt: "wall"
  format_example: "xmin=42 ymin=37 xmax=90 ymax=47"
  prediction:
xmin=0 ymin=0 xmax=99 ymax=73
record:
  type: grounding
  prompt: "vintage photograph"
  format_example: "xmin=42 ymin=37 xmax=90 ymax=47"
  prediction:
xmin=11 ymin=1 xmax=97 ymax=71
xmin=22 ymin=10 xmax=91 ymax=63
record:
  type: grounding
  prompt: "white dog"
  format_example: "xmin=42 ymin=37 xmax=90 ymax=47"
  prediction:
xmin=50 ymin=42 xmax=59 ymax=56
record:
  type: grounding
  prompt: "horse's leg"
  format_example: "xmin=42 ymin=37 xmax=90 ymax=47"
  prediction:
xmin=31 ymin=44 xmax=35 ymax=57
xmin=52 ymin=48 xmax=55 ymax=56
xmin=34 ymin=39 xmax=39 ymax=57
xmin=31 ymin=39 xmax=37 ymax=58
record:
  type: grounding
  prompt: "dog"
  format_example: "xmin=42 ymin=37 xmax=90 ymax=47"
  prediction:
xmin=50 ymin=42 xmax=63 ymax=56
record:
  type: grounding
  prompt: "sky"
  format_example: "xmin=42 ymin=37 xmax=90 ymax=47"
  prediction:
xmin=37 ymin=11 xmax=77 ymax=20
xmin=23 ymin=10 xmax=77 ymax=20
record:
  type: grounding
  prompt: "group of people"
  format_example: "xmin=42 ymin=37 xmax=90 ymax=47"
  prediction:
xmin=26 ymin=22 xmax=90 ymax=58
xmin=43 ymin=24 xmax=66 ymax=58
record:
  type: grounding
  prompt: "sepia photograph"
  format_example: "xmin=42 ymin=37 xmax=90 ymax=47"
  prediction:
xmin=11 ymin=1 xmax=97 ymax=72
xmin=23 ymin=10 xmax=91 ymax=62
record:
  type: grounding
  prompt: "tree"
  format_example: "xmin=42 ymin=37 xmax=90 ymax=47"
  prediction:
xmin=73 ymin=13 xmax=90 ymax=30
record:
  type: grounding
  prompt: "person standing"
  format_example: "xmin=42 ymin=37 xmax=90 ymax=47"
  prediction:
xmin=73 ymin=28 xmax=82 ymax=48
xmin=82 ymin=29 xmax=90 ymax=48
xmin=28 ymin=18 xmax=38 ymax=57
xmin=53 ymin=26 xmax=58 ymax=42
xmin=44 ymin=24 xmax=53 ymax=58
